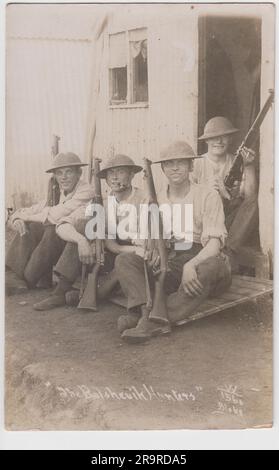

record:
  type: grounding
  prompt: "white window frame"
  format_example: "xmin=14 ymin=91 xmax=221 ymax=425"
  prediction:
xmin=109 ymin=28 xmax=149 ymax=109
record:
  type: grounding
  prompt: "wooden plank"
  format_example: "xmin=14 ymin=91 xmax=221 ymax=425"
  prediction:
xmin=231 ymin=283 xmax=272 ymax=296
xmin=175 ymin=289 xmax=272 ymax=326
xmin=229 ymin=285 xmax=259 ymax=294
xmin=109 ymin=275 xmax=273 ymax=324
xmin=232 ymin=275 xmax=273 ymax=287
xmin=232 ymin=277 xmax=273 ymax=288
xmin=230 ymin=284 xmax=271 ymax=295
xmin=231 ymin=279 xmax=273 ymax=292
xmin=216 ymin=291 xmax=253 ymax=301
xmin=111 ymin=284 xmax=272 ymax=314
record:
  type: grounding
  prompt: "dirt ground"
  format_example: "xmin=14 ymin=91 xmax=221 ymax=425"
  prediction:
xmin=5 ymin=287 xmax=272 ymax=431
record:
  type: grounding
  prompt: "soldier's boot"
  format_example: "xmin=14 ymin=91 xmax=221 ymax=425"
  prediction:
xmin=121 ymin=306 xmax=171 ymax=343
xmin=117 ymin=312 xmax=141 ymax=334
xmin=33 ymin=275 xmax=71 ymax=311
xmin=5 ymin=270 xmax=29 ymax=296
xmin=33 ymin=294 xmax=66 ymax=311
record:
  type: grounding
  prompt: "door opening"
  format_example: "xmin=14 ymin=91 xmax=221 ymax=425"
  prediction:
xmin=198 ymin=16 xmax=261 ymax=155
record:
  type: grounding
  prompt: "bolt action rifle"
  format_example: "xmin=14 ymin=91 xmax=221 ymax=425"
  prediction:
xmin=224 ymin=89 xmax=274 ymax=191
xmin=78 ymin=156 xmax=105 ymax=311
xmin=143 ymin=157 xmax=169 ymax=325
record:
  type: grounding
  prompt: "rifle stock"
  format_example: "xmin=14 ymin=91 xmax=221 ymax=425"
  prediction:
xmin=143 ymin=158 xmax=169 ymax=325
xmin=78 ymin=158 xmax=105 ymax=311
xmin=224 ymin=89 xmax=274 ymax=190
xmin=78 ymin=252 xmax=102 ymax=311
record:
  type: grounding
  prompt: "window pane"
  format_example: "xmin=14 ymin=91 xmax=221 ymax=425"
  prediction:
xmin=130 ymin=38 xmax=148 ymax=103
xmin=110 ymin=67 xmax=127 ymax=103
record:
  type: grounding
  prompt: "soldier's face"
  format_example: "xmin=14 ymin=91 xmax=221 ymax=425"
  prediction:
xmin=162 ymin=159 xmax=192 ymax=185
xmin=206 ymin=135 xmax=231 ymax=156
xmin=54 ymin=167 xmax=81 ymax=194
xmin=106 ymin=167 xmax=134 ymax=192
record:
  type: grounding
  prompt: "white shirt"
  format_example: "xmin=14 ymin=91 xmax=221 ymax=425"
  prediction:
xmin=157 ymin=182 xmax=227 ymax=247
xmin=192 ymin=152 xmax=245 ymax=195
xmin=10 ymin=179 xmax=94 ymax=226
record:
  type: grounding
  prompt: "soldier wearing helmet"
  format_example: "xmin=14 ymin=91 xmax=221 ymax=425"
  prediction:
xmin=6 ymin=153 xmax=94 ymax=296
xmin=114 ymin=140 xmax=232 ymax=343
xmin=33 ymin=154 xmax=147 ymax=311
xmin=193 ymin=116 xmax=258 ymax=269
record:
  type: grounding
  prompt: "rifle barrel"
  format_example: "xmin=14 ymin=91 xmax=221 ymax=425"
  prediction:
xmin=243 ymin=89 xmax=274 ymax=147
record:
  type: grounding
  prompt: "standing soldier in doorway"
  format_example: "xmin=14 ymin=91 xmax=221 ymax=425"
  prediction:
xmin=193 ymin=117 xmax=258 ymax=270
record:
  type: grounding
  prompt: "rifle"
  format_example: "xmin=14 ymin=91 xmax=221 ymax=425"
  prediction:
xmin=143 ymin=158 xmax=169 ymax=325
xmin=47 ymin=135 xmax=60 ymax=206
xmin=77 ymin=15 xmax=109 ymax=310
xmin=224 ymin=89 xmax=274 ymax=191
xmin=78 ymin=157 xmax=105 ymax=311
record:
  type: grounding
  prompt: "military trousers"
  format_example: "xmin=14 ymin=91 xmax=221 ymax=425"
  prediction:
xmin=225 ymin=194 xmax=259 ymax=253
xmin=114 ymin=243 xmax=232 ymax=324
xmin=6 ymin=222 xmax=65 ymax=287
xmin=54 ymin=219 xmax=116 ymax=284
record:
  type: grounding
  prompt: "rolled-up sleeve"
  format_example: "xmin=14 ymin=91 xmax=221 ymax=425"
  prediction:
xmin=55 ymin=205 xmax=89 ymax=230
xmin=10 ymin=200 xmax=48 ymax=224
xmin=48 ymin=182 xmax=94 ymax=225
xmin=201 ymin=190 xmax=227 ymax=248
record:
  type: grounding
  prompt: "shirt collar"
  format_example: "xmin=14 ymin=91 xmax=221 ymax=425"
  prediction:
xmin=59 ymin=178 xmax=82 ymax=203
xmin=109 ymin=186 xmax=135 ymax=204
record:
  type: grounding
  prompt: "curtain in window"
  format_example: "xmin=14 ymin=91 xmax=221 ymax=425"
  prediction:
xmin=130 ymin=39 xmax=147 ymax=60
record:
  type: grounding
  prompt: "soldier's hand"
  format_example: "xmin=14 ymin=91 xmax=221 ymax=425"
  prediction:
xmin=144 ymin=239 xmax=155 ymax=263
xmin=240 ymin=146 xmax=255 ymax=166
xmin=182 ymin=262 xmax=204 ymax=297
xmin=214 ymin=176 xmax=231 ymax=200
xmin=78 ymin=238 xmax=95 ymax=265
xmin=134 ymin=246 xmax=145 ymax=258
xmin=13 ymin=219 xmax=27 ymax=236
xmin=229 ymin=181 xmax=241 ymax=199
xmin=146 ymin=247 xmax=160 ymax=271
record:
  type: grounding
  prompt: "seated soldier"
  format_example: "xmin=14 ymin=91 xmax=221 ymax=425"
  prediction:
xmin=6 ymin=153 xmax=94 ymax=295
xmin=193 ymin=117 xmax=258 ymax=267
xmin=33 ymin=154 xmax=146 ymax=311
xmin=114 ymin=141 xmax=232 ymax=343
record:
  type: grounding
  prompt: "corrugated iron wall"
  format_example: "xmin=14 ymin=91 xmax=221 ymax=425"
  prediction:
xmin=93 ymin=13 xmax=199 ymax=192
xmin=6 ymin=8 xmax=200 ymax=207
xmin=6 ymin=37 xmax=93 ymax=207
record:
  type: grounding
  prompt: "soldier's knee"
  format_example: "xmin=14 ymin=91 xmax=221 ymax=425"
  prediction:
xmin=114 ymin=252 xmax=133 ymax=271
xmin=196 ymin=257 xmax=217 ymax=284
xmin=197 ymin=256 xmax=232 ymax=294
xmin=74 ymin=218 xmax=87 ymax=235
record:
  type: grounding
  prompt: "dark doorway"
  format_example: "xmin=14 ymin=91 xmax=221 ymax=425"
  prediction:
xmin=198 ymin=16 xmax=261 ymax=154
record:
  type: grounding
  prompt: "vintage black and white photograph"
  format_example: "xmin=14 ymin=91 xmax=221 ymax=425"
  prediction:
xmin=5 ymin=2 xmax=274 ymax=431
